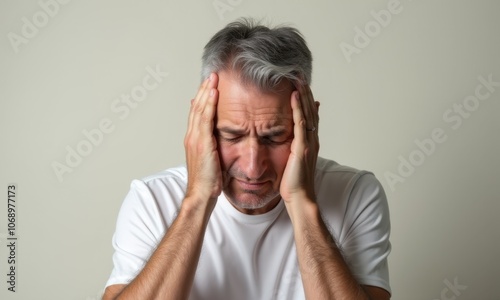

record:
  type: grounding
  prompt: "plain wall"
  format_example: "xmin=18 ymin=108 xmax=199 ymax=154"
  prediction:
xmin=1 ymin=0 xmax=499 ymax=299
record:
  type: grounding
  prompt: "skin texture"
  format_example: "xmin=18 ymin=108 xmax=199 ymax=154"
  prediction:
xmin=102 ymin=71 xmax=391 ymax=300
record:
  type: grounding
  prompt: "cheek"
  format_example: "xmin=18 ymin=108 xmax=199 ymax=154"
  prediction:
xmin=269 ymin=145 xmax=291 ymax=175
xmin=217 ymin=143 xmax=237 ymax=171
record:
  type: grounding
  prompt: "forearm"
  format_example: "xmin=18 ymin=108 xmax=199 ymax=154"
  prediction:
xmin=287 ymin=201 xmax=370 ymax=300
xmin=115 ymin=197 xmax=214 ymax=300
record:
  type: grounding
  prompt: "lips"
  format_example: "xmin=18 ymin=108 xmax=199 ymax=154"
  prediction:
xmin=235 ymin=179 xmax=268 ymax=191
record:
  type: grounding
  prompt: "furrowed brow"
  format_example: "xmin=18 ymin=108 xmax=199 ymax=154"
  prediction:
xmin=215 ymin=127 xmax=246 ymax=135
xmin=260 ymin=126 xmax=289 ymax=138
xmin=263 ymin=128 xmax=286 ymax=137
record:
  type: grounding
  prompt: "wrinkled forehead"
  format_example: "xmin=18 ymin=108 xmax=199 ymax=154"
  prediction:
xmin=216 ymin=70 xmax=294 ymax=122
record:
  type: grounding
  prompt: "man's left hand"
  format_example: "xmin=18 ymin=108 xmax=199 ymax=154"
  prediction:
xmin=280 ymin=84 xmax=320 ymax=209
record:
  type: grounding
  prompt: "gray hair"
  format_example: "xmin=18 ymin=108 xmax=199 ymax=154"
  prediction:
xmin=201 ymin=18 xmax=312 ymax=90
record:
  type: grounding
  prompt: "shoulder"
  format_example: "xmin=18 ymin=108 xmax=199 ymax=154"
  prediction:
xmin=315 ymin=157 xmax=380 ymax=193
xmin=118 ymin=165 xmax=189 ymax=226
xmin=126 ymin=164 xmax=188 ymax=199
xmin=314 ymin=157 xmax=388 ymax=224
xmin=140 ymin=164 xmax=188 ymax=189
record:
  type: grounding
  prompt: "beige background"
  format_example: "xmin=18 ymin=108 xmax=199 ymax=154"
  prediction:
xmin=1 ymin=0 xmax=499 ymax=299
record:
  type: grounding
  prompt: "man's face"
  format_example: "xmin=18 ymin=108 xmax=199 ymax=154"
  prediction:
xmin=215 ymin=70 xmax=294 ymax=215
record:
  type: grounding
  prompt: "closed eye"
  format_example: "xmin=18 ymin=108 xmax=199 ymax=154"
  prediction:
xmin=215 ymin=127 xmax=291 ymax=145
xmin=215 ymin=127 xmax=245 ymax=143
xmin=259 ymin=131 xmax=293 ymax=145
xmin=262 ymin=137 xmax=289 ymax=146
xmin=222 ymin=135 xmax=243 ymax=143
xmin=259 ymin=128 xmax=291 ymax=145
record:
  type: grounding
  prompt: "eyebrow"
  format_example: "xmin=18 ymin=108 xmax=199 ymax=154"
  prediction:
xmin=216 ymin=126 xmax=288 ymax=137
xmin=215 ymin=127 xmax=246 ymax=136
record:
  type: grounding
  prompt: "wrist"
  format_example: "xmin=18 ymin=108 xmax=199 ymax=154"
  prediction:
xmin=285 ymin=196 xmax=319 ymax=225
xmin=181 ymin=195 xmax=217 ymax=223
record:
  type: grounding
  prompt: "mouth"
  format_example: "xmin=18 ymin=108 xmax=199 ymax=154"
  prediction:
xmin=235 ymin=179 xmax=268 ymax=191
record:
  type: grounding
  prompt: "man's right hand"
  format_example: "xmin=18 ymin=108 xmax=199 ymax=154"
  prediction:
xmin=103 ymin=75 xmax=222 ymax=300
xmin=184 ymin=73 xmax=222 ymax=208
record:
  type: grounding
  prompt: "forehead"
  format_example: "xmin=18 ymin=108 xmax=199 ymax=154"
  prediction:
xmin=216 ymin=70 xmax=293 ymax=125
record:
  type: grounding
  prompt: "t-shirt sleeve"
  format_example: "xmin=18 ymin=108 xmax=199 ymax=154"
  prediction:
xmin=105 ymin=179 xmax=169 ymax=287
xmin=340 ymin=172 xmax=392 ymax=295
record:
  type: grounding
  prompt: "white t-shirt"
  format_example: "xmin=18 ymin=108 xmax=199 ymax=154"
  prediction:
xmin=105 ymin=157 xmax=391 ymax=299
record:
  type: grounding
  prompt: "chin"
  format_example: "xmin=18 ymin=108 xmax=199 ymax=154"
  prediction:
xmin=225 ymin=190 xmax=281 ymax=211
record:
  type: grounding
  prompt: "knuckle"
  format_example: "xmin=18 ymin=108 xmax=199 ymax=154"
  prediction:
xmin=194 ymin=101 xmax=204 ymax=113
xmin=184 ymin=134 xmax=198 ymax=150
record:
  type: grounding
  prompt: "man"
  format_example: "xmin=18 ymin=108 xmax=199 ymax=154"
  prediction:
xmin=103 ymin=18 xmax=391 ymax=300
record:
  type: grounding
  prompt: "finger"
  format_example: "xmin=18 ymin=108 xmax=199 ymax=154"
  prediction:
xmin=191 ymin=74 xmax=219 ymax=137
xmin=189 ymin=74 xmax=219 ymax=135
xmin=188 ymin=77 xmax=210 ymax=133
xmin=201 ymin=73 xmax=219 ymax=102
xmin=306 ymin=86 xmax=319 ymax=127
xmin=296 ymin=84 xmax=316 ymax=131
xmin=314 ymin=100 xmax=320 ymax=134
xmin=189 ymin=73 xmax=216 ymax=124
xmin=194 ymin=75 xmax=211 ymax=103
xmin=296 ymin=84 xmax=309 ymax=127
xmin=303 ymin=86 xmax=320 ymax=134
xmin=200 ymin=88 xmax=219 ymax=135
xmin=306 ymin=86 xmax=319 ymax=126
xmin=291 ymin=90 xmax=306 ymax=149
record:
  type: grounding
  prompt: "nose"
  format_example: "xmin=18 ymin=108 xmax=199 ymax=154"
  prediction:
xmin=240 ymin=137 xmax=267 ymax=180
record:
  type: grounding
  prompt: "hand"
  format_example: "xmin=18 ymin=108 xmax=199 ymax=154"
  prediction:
xmin=280 ymin=84 xmax=320 ymax=206
xmin=184 ymin=73 xmax=222 ymax=206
